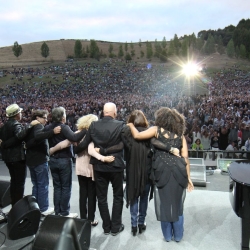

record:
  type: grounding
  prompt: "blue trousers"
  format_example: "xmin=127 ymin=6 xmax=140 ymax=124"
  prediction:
xmin=130 ymin=183 xmax=150 ymax=227
xmin=161 ymin=215 xmax=184 ymax=242
xmin=28 ymin=162 xmax=49 ymax=212
xmin=49 ymin=157 xmax=72 ymax=216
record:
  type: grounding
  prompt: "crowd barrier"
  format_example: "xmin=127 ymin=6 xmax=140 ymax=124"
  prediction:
xmin=188 ymin=149 xmax=250 ymax=187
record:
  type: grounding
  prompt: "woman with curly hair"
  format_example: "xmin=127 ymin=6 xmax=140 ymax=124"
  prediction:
xmin=128 ymin=107 xmax=194 ymax=242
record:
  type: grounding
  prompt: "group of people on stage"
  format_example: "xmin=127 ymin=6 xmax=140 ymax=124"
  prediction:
xmin=0 ymin=101 xmax=193 ymax=242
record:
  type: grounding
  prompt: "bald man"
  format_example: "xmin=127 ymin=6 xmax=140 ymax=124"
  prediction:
xmin=75 ymin=102 xmax=125 ymax=236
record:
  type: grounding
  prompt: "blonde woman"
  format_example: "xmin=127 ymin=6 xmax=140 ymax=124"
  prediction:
xmin=50 ymin=114 xmax=115 ymax=226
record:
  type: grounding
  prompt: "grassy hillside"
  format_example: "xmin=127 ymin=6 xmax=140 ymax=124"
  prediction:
xmin=0 ymin=39 xmax=250 ymax=72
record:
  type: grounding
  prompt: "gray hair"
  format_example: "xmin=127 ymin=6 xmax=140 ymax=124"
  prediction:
xmin=51 ymin=107 xmax=66 ymax=122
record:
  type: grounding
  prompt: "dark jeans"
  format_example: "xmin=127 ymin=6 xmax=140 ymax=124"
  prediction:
xmin=94 ymin=170 xmax=124 ymax=233
xmin=130 ymin=183 xmax=150 ymax=227
xmin=49 ymin=157 xmax=72 ymax=216
xmin=5 ymin=160 xmax=27 ymax=206
xmin=78 ymin=175 xmax=96 ymax=221
xmin=28 ymin=162 xmax=50 ymax=212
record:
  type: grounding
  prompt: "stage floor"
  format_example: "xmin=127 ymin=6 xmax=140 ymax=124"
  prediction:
xmin=0 ymin=160 xmax=242 ymax=250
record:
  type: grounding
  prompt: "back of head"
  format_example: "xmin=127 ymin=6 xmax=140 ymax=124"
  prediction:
xmin=127 ymin=110 xmax=148 ymax=128
xmin=52 ymin=107 xmax=66 ymax=123
xmin=76 ymin=114 xmax=98 ymax=130
xmin=103 ymin=102 xmax=117 ymax=118
xmin=155 ymin=107 xmax=185 ymax=136
xmin=31 ymin=110 xmax=49 ymax=120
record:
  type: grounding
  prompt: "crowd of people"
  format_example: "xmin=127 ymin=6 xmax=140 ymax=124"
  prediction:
xmin=0 ymin=59 xmax=250 ymax=242
xmin=0 ymin=59 xmax=249 ymax=152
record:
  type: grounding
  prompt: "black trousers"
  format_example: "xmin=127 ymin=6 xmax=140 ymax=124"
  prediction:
xmin=94 ymin=170 xmax=124 ymax=233
xmin=5 ymin=160 xmax=27 ymax=206
xmin=77 ymin=175 xmax=96 ymax=221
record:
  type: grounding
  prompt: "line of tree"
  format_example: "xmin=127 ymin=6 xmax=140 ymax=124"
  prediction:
xmin=11 ymin=18 xmax=250 ymax=61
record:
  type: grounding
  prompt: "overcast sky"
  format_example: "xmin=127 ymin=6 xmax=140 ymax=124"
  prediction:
xmin=0 ymin=0 xmax=249 ymax=47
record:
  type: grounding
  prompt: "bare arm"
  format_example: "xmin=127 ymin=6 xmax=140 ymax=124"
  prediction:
xmin=181 ymin=136 xmax=194 ymax=192
xmin=127 ymin=123 xmax=157 ymax=140
xmin=88 ymin=142 xmax=114 ymax=163
xmin=50 ymin=139 xmax=72 ymax=155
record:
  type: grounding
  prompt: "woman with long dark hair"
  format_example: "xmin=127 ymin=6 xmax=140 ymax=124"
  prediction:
xmin=121 ymin=110 xmax=152 ymax=236
xmin=128 ymin=107 xmax=194 ymax=242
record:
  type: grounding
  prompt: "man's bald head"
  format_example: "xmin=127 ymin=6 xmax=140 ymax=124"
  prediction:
xmin=103 ymin=102 xmax=117 ymax=118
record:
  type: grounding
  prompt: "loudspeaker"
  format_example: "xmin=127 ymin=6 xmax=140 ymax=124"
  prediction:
xmin=0 ymin=180 xmax=11 ymax=208
xmin=32 ymin=215 xmax=91 ymax=250
xmin=7 ymin=195 xmax=41 ymax=240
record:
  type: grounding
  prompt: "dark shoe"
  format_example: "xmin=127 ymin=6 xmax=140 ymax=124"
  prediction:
xmin=104 ymin=230 xmax=110 ymax=235
xmin=111 ymin=224 xmax=124 ymax=236
xmin=138 ymin=223 xmax=146 ymax=234
xmin=131 ymin=226 xmax=137 ymax=236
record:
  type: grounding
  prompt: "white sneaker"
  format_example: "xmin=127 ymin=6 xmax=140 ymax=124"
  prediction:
xmin=0 ymin=211 xmax=5 ymax=221
xmin=63 ymin=213 xmax=78 ymax=218
xmin=41 ymin=207 xmax=54 ymax=216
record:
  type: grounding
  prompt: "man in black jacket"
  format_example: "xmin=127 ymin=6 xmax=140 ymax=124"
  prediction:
xmin=75 ymin=102 xmax=125 ymax=236
xmin=44 ymin=107 xmax=86 ymax=218
xmin=0 ymin=104 xmax=38 ymax=206
xmin=25 ymin=110 xmax=61 ymax=216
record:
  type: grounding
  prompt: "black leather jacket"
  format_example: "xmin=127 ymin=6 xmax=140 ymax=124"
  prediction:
xmin=74 ymin=116 xmax=125 ymax=171
xmin=0 ymin=118 xmax=32 ymax=162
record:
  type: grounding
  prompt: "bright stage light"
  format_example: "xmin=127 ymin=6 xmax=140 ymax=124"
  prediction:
xmin=182 ymin=63 xmax=198 ymax=77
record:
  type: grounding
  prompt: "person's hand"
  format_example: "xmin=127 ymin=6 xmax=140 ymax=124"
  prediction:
xmin=53 ymin=126 xmax=61 ymax=134
xmin=127 ymin=123 xmax=134 ymax=128
xmin=95 ymin=148 xmax=100 ymax=153
xmin=171 ymin=148 xmax=180 ymax=157
xmin=30 ymin=120 xmax=39 ymax=126
xmin=187 ymin=178 xmax=194 ymax=192
xmin=102 ymin=156 xmax=115 ymax=163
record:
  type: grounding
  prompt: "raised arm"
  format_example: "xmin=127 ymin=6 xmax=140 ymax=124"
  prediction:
xmin=181 ymin=136 xmax=194 ymax=192
xmin=127 ymin=123 xmax=157 ymax=140
xmin=88 ymin=142 xmax=115 ymax=163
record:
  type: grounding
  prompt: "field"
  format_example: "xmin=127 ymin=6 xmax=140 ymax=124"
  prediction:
xmin=0 ymin=39 xmax=250 ymax=96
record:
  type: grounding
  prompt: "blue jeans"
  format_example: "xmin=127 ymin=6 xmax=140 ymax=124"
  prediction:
xmin=49 ymin=157 xmax=72 ymax=216
xmin=161 ymin=215 xmax=184 ymax=242
xmin=130 ymin=183 xmax=150 ymax=227
xmin=28 ymin=162 xmax=49 ymax=212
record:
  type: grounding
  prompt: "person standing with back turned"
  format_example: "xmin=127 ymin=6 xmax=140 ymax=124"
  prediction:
xmin=74 ymin=102 xmax=125 ymax=236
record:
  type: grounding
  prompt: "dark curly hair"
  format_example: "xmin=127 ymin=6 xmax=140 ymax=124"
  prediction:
xmin=155 ymin=107 xmax=185 ymax=136
xmin=127 ymin=110 xmax=148 ymax=128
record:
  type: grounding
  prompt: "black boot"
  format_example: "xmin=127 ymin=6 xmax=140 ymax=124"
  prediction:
xmin=138 ymin=223 xmax=146 ymax=234
xmin=131 ymin=226 xmax=137 ymax=236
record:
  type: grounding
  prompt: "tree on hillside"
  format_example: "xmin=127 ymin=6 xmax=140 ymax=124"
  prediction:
xmin=140 ymin=50 xmax=144 ymax=58
xmin=125 ymin=42 xmax=128 ymax=52
xmin=41 ymin=42 xmax=49 ymax=58
xmin=181 ymin=39 xmax=188 ymax=57
xmin=74 ymin=40 xmax=82 ymax=58
xmin=235 ymin=46 xmax=240 ymax=59
xmin=90 ymin=40 xmax=100 ymax=60
xmin=118 ymin=44 xmax=124 ymax=58
xmin=217 ymin=36 xmax=224 ymax=55
xmin=108 ymin=44 xmax=113 ymax=54
xmin=130 ymin=41 xmax=134 ymax=49
xmin=173 ymin=34 xmax=180 ymax=55
xmin=204 ymin=34 xmax=215 ymax=55
xmin=154 ymin=39 xmax=162 ymax=58
xmin=226 ymin=39 xmax=235 ymax=58
xmin=12 ymin=41 xmax=22 ymax=58
xmin=146 ymin=41 xmax=153 ymax=59
xmin=139 ymin=39 xmax=142 ymax=48
xmin=195 ymin=38 xmax=204 ymax=52
xmin=168 ymin=39 xmax=175 ymax=56
xmin=240 ymin=44 xmax=247 ymax=59
xmin=160 ymin=49 xmax=167 ymax=62
xmin=162 ymin=36 xmax=167 ymax=49
xmin=125 ymin=53 xmax=132 ymax=62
